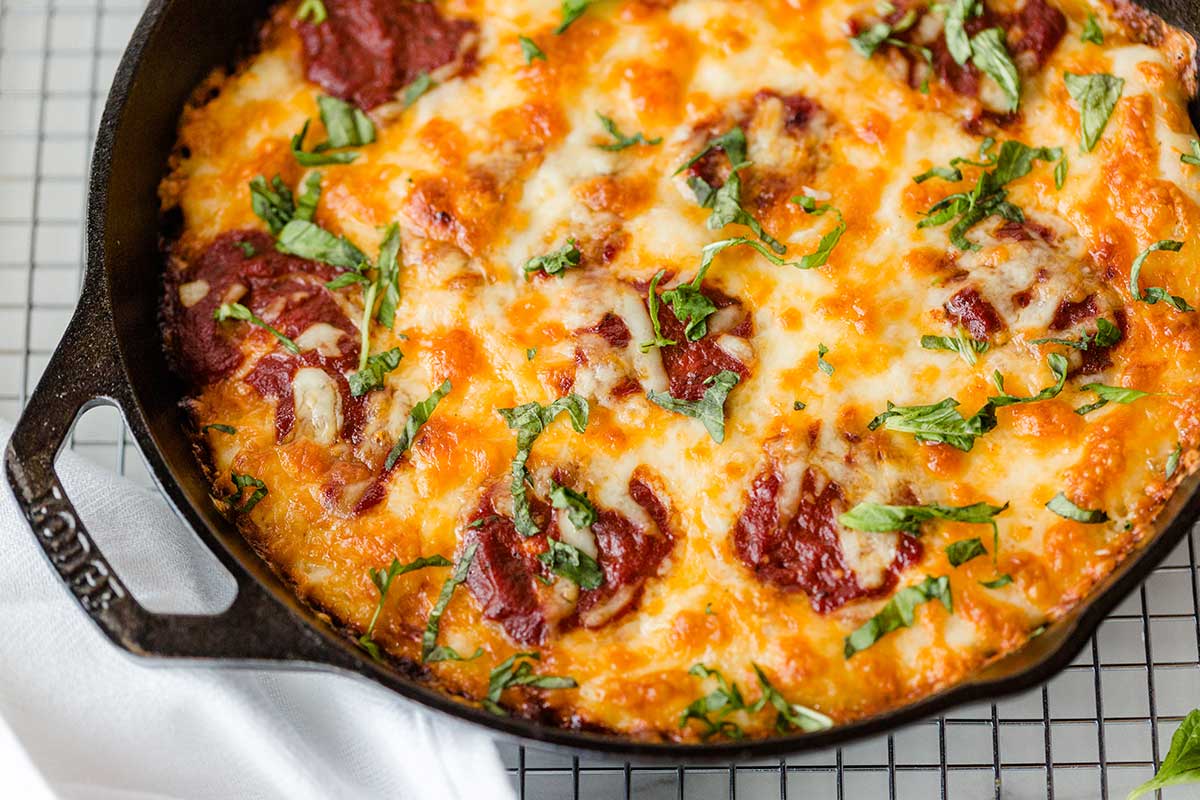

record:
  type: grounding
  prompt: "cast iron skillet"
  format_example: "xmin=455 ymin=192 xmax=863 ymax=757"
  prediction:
xmin=7 ymin=0 xmax=1200 ymax=761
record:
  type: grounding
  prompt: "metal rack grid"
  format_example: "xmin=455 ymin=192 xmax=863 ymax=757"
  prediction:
xmin=1 ymin=1 xmax=1198 ymax=797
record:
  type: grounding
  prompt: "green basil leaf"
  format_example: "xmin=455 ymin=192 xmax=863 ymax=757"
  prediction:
xmin=944 ymin=0 xmax=979 ymax=64
xmin=236 ymin=241 xmax=257 ymax=257
xmin=249 ymin=175 xmax=295 ymax=235
xmin=276 ymin=219 xmax=369 ymax=271
xmin=1073 ymin=382 xmax=1152 ymax=416
xmin=1127 ymin=709 xmax=1200 ymax=799
xmin=325 ymin=272 xmax=370 ymax=289
xmin=538 ymin=537 xmax=604 ymax=590
xmin=661 ymin=282 xmax=717 ymax=343
xmin=839 ymin=501 xmax=1008 ymax=535
xmin=555 ymin=0 xmax=592 ymax=34
xmin=291 ymin=120 xmax=358 ymax=167
xmin=675 ymin=127 xmax=747 ymax=175
xmin=1182 ymin=139 xmax=1200 ymax=167
xmin=202 ymin=423 xmax=237 ymax=435
xmin=425 ymin=645 xmax=484 ymax=663
xmin=1081 ymin=13 xmax=1103 ymax=44
xmin=293 ymin=171 xmax=322 ymax=222
xmin=596 ymin=112 xmax=661 ymax=151
xmin=817 ymin=343 xmax=834 ymax=376
xmin=850 ymin=22 xmax=893 ymax=58
xmin=228 ymin=471 xmax=268 ymax=513
xmin=990 ymin=354 xmax=1068 ymax=407
xmin=374 ymin=222 xmax=402 ymax=329
xmin=1045 ymin=491 xmax=1108 ymax=523
xmin=793 ymin=400 xmax=807 ymax=411
xmin=1054 ymin=154 xmax=1068 ymax=189
xmin=1064 ymin=72 xmax=1125 ymax=152
xmin=524 ymin=240 xmax=582 ymax=278
xmin=358 ymin=554 xmax=453 ymax=659
xmin=914 ymin=165 xmax=964 ymax=184
xmin=1129 ymin=239 xmax=1194 ymax=312
xmin=792 ymin=195 xmax=846 ymax=269
xmin=213 ymin=302 xmax=300 ymax=355
xmin=498 ymin=395 xmax=590 ymax=537
xmin=1030 ymin=317 xmax=1121 ymax=350
xmin=548 ymin=481 xmax=598 ymax=528
xmin=641 ymin=269 xmax=681 ymax=351
xmin=980 ymin=574 xmax=1013 ymax=589
xmin=421 ymin=542 xmax=478 ymax=662
xmin=402 ymin=72 xmax=434 ymax=108
xmin=484 ymin=652 xmax=577 ymax=715
xmin=1167 ymin=443 xmax=1183 ymax=479
xmin=945 ymin=537 xmax=988 ymax=567
xmin=921 ymin=330 xmax=989 ymax=365
xmin=844 ymin=575 xmax=952 ymax=657
xmin=384 ymin=379 xmax=453 ymax=470
xmin=519 ymin=35 xmax=546 ymax=63
xmin=752 ymin=663 xmax=833 ymax=733
xmin=647 ymin=370 xmax=740 ymax=444
xmin=295 ymin=0 xmax=327 ymax=24
xmin=348 ymin=347 xmax=402 ymax=397
xmin=868 ymin=397 xmax=997 ymax=452
xmin=679 ymin=663 xmax=752 ymax=739
xmin=318 ymin=95 xmax=375 ymax=148
xmin=970 ymin=28 xmax=1021 ymax=111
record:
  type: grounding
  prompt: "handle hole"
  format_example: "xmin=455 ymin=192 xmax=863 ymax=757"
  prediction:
xmin=55 ymin=405 xmax=237 ymax=615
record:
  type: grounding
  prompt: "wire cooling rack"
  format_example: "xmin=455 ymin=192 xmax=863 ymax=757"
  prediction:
xmin=3 ymin=1 xmax=1199 ymax=797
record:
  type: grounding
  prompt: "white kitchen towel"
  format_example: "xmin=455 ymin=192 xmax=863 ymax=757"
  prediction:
xmin=0 ymin=421 xmax=515 ymax=800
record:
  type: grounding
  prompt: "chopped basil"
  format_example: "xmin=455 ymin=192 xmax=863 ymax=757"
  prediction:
xmin=844 ymin=575 xmax=952 ymax=657
xmin=674 ymin=127 xmax=747 ymax=175
xmin=228 ymin=472 xmax=267 ymax=514
xmin=921 ymin=330 xmax=989 ymax=365
xmin=918 ymin=140 xmax=1060 ymax=250
xmin=679 ymin=663 xmax=753 ymax=739
xmin=596 ymin=113 xmax=661 ymax=151
xmin=1167 ymin=444 xmax=1183 ymax=479
xmin=236 ymin=241 xmax=257 ymax=258
xmin=498 ymin=395 xmax=590 ymax=537
xmin=325 ymin=272 xmax=370 ymax=290
xmin=661 ymin=282 xmax=716 ymax=343
xmin=1130 ymin=240 xmax=1194 ymax=312
xmin=1054 ymin=154 xmax=1068 ymax=189
xmin=869 ymin=397 xmax=997 ymax=452
xmin=538 ymin=538 xmax=604 ymax=590
xmin=213 ymin=302 xmax=300 ymax=355
xmin=980 ymin=574 xmax=1013 ymax=589
xmin=990 ymin=354 xmax=1068 ymax=407
xmin=249 ymin=175 xmax=295 ymax=235
xmin=202 ymin=423 xmax=237 ymax=435
xmin=291 ymin=122 xmax=355 ymax=167
xmin=1045 ymin=491 xmax=1108 ymax=523
xmin=1030 ymin=317 xmax=1121 ymax=350
xmin=294 ymin=172 xmax=322 ymax=222
xmin=641 ymin=270 xmax=681 ymax=351
xmin=548 ymin=481 xmax=598 ymax=528
xmin=292 ymin=95 xmax=375 ymax=166
xmin=276 ymin=219 xmax=370 ymax=271
xmin=524 ymin=240 xmax=581 ymax=278
xmin=373 ymin=223 xmax=402 ymax=329
xmin=295 ymin=0 xmax=327 ymax=24
xmin=817 ymin=343 xmax=834 ymax=376
xmin=1064 ymin=72 xmax=1124 ymax=152
xmin=791 ymin=195 xmax=847 ymax=269
xmin=555 ymin=0 xmax=593 ymax=34
xmin=850 ymin=7 xmax=919 ymax=58
xmin=793 ymin=400 xmax=807 ymax=411
xmin=647 ymin=370 xmax=740 ymax=444
xmin=526 ymin=347 xmax=537 ymax=361
xmin=420 ymin=544 xmax=482 ymax=663
xmin=839 ymin=500 xmax=1008 ymax=536
xmin=519 ymin=35 xmax=546 ymax=63
xmin=358 ymin=554 xmax=452 ymax=660
xmin=752 ymin=664 xmax=833 ymax=733
xmin=402 ymin=72 xmax=434 ymax=108
xmin=483 ymin=652 xmax=577 ymax=715
xmin=970 ymin=28 xmax=1021 ymax=111
xmin=384 ymin=380 xmax=453 ymax=471
xmin=915 ymin=165 xmax=963 ymax=184
xmin=1081 ymin=13 xmax=1103 ymax=44
xmin=348 ymin=347 xmax=402 ymax=397
xmin=1073 ymin=383 xmax=1152 ymax=416
xmin=945 ymin=537 xmax=988 ymax=567
xmin=1183 ymin=139 xmax=1200 ymax=166
xmin=1128 ymin=708 xmax=1200 ymax=800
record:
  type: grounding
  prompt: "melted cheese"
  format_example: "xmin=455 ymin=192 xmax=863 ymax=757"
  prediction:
xmin=163 ymin=0 xmax=1200 ymax=741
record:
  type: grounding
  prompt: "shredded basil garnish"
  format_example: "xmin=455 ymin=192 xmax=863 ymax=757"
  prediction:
xmin=921 ymin=330 xmax=989 ymax=365
xmin=384 ymin=380 xmax=453 ymax=471
xmin=844 ymin=575 xmax=952 ymax=657
xmin=228 ymin=472 xmax=267 ymax=514
xmin=538 ymin=538 xmax=604 ymax=590
xmin=839 ymin=500 xmax=1008 ymax=536
xmin=816 ymin=343 xmax=834 ymax=376
xmin=213 ymin=302 xmax=300 ymax=354
xmin=1167 ymin=443 xmax=1183 ymax=479
xmin=1045 ymin=492 xmax=1109 ymax=523
xmin=202 ymin=423 xmax=237 ymax=435
xmin=498 ymin=395 xmax=590 ymax=537
xmin=1073 ymin=383 xmax=1152 ymax=416
xmin=596 ymin=113 xmax=661 ymax=151
xmin=295 ymin=0 xmax=327 ymax=24
xmin=647 ymin=370 xmax=740 ymax=444
xmin=358 ymin=554 xmax=453 ymax=660
xmin=641 ymin=270 xmax=681 ymax=351
xmin=249 ymin=175 xmax=295 ymax=235
xmin=422 ymin=542 xmax=479 ymax=662
xmin=1183 ymin=140 xmax=1200 ymax=166
xmin=1030 ymin=317 xmax=1121 ymax=350
xmin=679 ymin=664 xmax=753 ymax=739
xmin=752 ymin=664 xmax=833 ymax=733
xmin=519 ymin=35 xmax=546 ymax=63
xmin=555 ymin=0 xmax=593 ymax=34
xmin=524 ymin=240 xmax=581 ymax=278
xmin=1064 ymin=72 xmax=1124 ymax=152
xmin=1081 ymin=13 xmax=1103 ymax=44
xmin=1129 ymin=240 xmax=1194 ymax=312
xmin=945 ymin=537 xmax=988 ymax=567
xmin=291 ymin=96 xmax=375 ymax=166
xmin=402 ymin=72 xmax=434 ymax=108
xmin=483 ymin=652 xmax=578 ymax=715
xmin=276 ymin=219 xmax=370 ymax=271
xmin=969 ymin=28 xmax=1021 ymax=111
xmin=348 ymin=347 xmax=402 ymax=397
xmin=548 ymin=481 xmax=598 ymax=528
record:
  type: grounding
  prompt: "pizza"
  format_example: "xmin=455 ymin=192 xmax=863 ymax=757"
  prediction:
xmin=159 ymin=0 xmax=1200 ymax=740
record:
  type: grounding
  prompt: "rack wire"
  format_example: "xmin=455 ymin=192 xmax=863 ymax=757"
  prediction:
xmin=2 ymin=0 xmax=1198 ymax=796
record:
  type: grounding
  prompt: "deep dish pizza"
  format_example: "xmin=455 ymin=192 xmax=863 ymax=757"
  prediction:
xmin=160 ymin=0 xmax=1200 ymax=740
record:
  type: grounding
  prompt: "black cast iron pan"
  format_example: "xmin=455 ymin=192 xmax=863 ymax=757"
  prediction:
xmin=7 ymin=0 xmax=1200 ymax=761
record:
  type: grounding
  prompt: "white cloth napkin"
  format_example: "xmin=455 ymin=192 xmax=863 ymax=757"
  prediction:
xmin=0 ymin=422 xmax=515 ymax=800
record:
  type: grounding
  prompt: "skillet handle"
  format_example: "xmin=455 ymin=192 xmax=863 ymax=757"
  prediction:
xmin=4 ymin=296 xmax=346 ymax=665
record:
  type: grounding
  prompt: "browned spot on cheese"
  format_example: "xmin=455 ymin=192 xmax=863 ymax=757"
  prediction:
xmin=419 ymin=328 xmax=487 ymax=385
xmin=576 ymin=174 xmax=653 ymax=218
